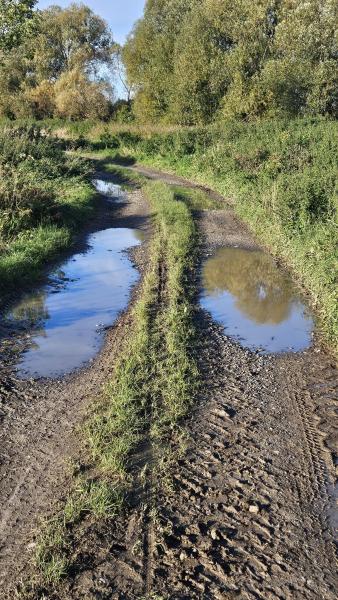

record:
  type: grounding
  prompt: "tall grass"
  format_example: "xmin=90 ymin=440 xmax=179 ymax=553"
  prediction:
xmin=0 ymin=124 xmax=94 ymax=296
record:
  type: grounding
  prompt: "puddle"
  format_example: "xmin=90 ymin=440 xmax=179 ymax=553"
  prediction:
xmin=4 ymin=228 xmax=142 ymax=378
xmin=200 ymin=247 xmax=313 ymax=353
xmin=93 ymin=179 xmax=126 ymax=202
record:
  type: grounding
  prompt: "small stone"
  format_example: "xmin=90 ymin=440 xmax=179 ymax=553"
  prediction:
xmin=179 ymin=551 xmax=187 ymax=561
xmin=26 ymin=542 xmax=37 ymax=550
xmin=210 ymin=528 xmax=219 ymax=540
xmin=249 ymin=505 xmax=259 ymax=514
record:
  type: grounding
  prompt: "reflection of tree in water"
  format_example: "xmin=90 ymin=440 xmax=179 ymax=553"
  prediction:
xmin=10 ymin=291 xmax=49 ymax=326
xmin=203 ymin=248 xmax=295 ymax=324
xmin=134 ymin=229 xmax=146 ymax=243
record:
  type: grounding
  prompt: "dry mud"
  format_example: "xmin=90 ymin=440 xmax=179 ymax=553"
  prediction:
xmin=0 ymin=165 xmax=337 ymax=599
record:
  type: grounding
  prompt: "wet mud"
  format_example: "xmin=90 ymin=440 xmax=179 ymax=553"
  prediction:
xmin=0 ymin=178 xmax=150 ymax=593
xmin=0 ymin=163 xmax=337 ymax=600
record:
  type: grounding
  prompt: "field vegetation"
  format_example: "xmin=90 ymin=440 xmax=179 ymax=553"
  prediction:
xmin=59 ymin=117 xmax=338 ymax=351
xmin=0 ymin=124 xmax=94 ymax=296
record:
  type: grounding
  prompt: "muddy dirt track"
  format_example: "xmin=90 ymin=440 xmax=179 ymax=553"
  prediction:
xmin=0 ymin=164 xmax=337 ymax=599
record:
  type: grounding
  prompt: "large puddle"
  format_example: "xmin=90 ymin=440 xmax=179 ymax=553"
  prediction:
xmin=200 ymin=247 xmax=313 ymax=353
xmin=4 ymin=228 xmax=142 ymax=378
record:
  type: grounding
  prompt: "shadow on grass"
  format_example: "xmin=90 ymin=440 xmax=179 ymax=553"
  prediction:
xmin=93 ymin=157 xmax=148 ymax=190
xmin=109 ymin=153 xmax=136 ymax=166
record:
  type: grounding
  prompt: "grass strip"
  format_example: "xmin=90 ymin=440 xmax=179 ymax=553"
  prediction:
xmin=23 ymin=180 xmax=198 ymax=596
xmin=80 ymin=118 xmax=337 ymax=353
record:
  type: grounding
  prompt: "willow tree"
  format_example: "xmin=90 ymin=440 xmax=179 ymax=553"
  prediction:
xmin=0 ymin=2 xmax=115 ymax=119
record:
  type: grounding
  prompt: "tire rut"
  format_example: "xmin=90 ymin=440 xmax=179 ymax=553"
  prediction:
xmin=0 ymin=187 xmax=150 ymax=596
xmin=151 ymin=315 xmax=337 ymax=599
xmin=1 ymin=165 xmax=336 ymax=599
xmin=69 ymin=169 xmax=336 ymax=600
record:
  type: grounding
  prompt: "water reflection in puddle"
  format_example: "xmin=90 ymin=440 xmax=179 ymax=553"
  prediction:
xmin=200 ymin=247 xmax=313 ymax=353
xmin=93 ymin=179 xmax=126 ymax=202
xmin=5 ymin=228 xmax=142 ymax=378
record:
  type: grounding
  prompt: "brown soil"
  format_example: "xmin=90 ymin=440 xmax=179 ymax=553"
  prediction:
xmin=0 ymin=184 xmax=150 ymax=595
xmin=0 ymin=164 xmax=337 ymax=600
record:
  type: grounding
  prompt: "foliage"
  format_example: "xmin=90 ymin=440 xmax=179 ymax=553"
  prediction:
xmin=54 ymin=68 xmax=112 ymax=120
xmin=0 ymin=0 xmax=37 ymax=51
xmin=0 ymin=3 xmax=115 ymax=120
xmin=0 ymin=124 xmax=94 ymax=295
xmin=33 ymin=3 xmax=113 ymax=80
xmin=124 ymin=0 xmax=338 ymax=123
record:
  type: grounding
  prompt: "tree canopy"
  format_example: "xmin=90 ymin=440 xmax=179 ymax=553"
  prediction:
xmin=0 ymin=2 xmax=115 ymax=119
xmin=0 ymin=0 xmax=37 ymax=51
xmin=123 ymin=0 xmax=338 ymax=123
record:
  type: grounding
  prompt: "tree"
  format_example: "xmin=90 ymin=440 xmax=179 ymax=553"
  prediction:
xmin=0 ymin=0 xmax=37 ymax=51
xmin=31 ymin=3 xmax=114 ymax=81
xmin=54 ymin=68 xmax=113 ymax=120
xmin=123 ymin=0 xmax=337 ymax=122
xmin=123 ymin=0 xmax=200 ymax=122
xmin=0 ymin=3 xmax=117 ymax=120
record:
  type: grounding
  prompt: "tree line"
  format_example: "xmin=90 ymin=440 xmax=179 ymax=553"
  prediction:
xmin=0 ymin=1 xmax=132 ymax=120
xmin=0 ymin=0 xmax=337 ymax=123
xmin=123 ymin=0 xmax=337 ymax=123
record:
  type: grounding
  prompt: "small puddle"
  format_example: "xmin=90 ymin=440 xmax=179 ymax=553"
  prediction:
xmin=93 ymin=179 xmax=126 ymax=202
xmin=200 ymin=247 xmax=313 ymax=353
xmin=4 ymin=228 xmax=142 ymax=378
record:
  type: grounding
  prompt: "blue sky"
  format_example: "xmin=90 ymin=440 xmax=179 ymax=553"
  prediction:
xmin=37 ymin=1 xmax=146 ymax=97
xmin=37 ymin=1 xmax=146 ymax=45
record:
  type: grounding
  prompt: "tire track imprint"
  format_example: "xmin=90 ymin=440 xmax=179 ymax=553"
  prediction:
xmin=0 ymin=165 xmax=336 ymax=600
xmin=152 ymin=312 xmax=337 ymax=599
xmin=67 ymin=172 xmax=336 ymax=600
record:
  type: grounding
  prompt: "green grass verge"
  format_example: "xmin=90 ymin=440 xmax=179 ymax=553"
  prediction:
xmin=24 ymin=179 xmax=198 ymax=595
xmin=0 ymin=182 xmax=94 ymax=293
xmin=86 ymin=118 xmax=337 ymax=353
xmin=0 ymin=125 xmax=96 ymax=299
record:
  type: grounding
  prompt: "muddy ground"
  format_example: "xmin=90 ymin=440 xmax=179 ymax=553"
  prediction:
xmin=0 ymin=164 xmax=337 ymax=599
xmin=0 ymin=184 xmax=150 ymax=594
